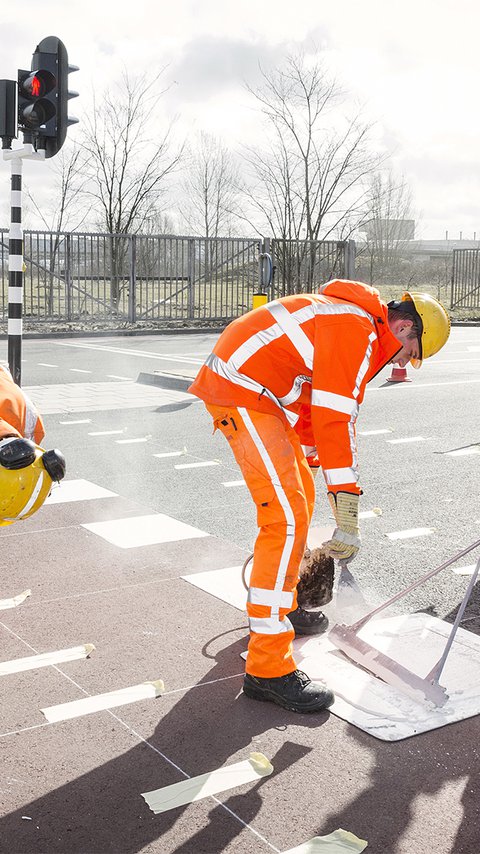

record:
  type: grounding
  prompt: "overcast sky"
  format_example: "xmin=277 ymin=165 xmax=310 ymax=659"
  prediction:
xmin=1 ymin=0 xmax=478 ymax=239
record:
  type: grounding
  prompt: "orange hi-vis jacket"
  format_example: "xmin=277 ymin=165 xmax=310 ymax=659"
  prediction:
xmin=0 ymin=364 xmax=45 ymax=444
xmin=189 ymin=280 xmax=402 ymax=496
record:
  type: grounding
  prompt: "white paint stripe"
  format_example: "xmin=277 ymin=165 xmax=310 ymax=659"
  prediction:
xmin=154 ymin=451 xmax=184 ymax=458
xmin=387 ymin=436 xmax=427 ymax=444
xmin=107 ymin=374 xmax=133 ymax=380
xmin=222 ymin=480 xmax=246 ymax=487
xmin=7 ymin=318 xmax=22 ymax=335
xmin=282 ymin=830 xmax=368 ymax=853
xmin=8 ymin=287 xmax=23 ymax=303
xmin=41 ymin=679 xmax=164 ymax=723
xmin=38 ymin=363 xmax=58 ymax=368
xmin=8 ymin=256 xmax=23 ymax=272
xmin=359 ymin=509 xmax=382 ymax=519
xmin=368 ymin=378 xmax=480 ymax=391
xmin=0 ymin=589 xmax=31 ymax=611
xmin=11 ymin=190 xmax=22 ymax=206
xmin=9 ymin=222 xmax=22 ymax=240
xmin=452 ymin=565 xmax=478 ymax=576
xmin=44 ymin=480 xmax=117 ymax=504
xmin=82 ymin=514 xmax=209 ymax=548
xmin=175 ymin=460 xmax=219 ymax=469
xmin=0 ymin=644 xmax=95 ymax=676
xmin=70 ymin=368 xmax=92 ymax=374
xmin=55 ymin=341 xmax=204 ymax=365
xmin=116 ymin=437 xmax=150 ymax=444
xmin=142 ymin=752 xmax=273 ymax=814
xmin=59 ymin=419 xmax=91 ymax=424
xmin=386 ymin=527 xmax=435 ymax=540
xmin=89 ymin=430 xmax=125 ymax=436
xmin=359 ymin=429 xmax=393 ymax=435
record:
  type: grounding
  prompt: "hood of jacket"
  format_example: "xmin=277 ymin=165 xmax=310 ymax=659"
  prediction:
xmin=319 ymin=279 xmax=402 ymax=376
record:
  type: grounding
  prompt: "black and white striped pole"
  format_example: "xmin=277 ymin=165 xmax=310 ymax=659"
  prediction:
xmin=3 ymin=145 xmax=44 ymax=386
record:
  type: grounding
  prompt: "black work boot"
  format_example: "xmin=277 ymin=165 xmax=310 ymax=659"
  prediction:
xmin=287 ymin=605 xmax=329 ymax=636
xmin=243 ymin=669 xmax=334 ymax=713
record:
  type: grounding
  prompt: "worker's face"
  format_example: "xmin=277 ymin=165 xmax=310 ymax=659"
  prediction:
xmin=389 ymin=318 xmax=421 ymax=368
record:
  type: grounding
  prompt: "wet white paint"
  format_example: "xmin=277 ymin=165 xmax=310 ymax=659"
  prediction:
xmin=69 ymin=368 xmax=92 ymax=373
xmin=0 ymin=644 xmax=95 ymax=676
xmin=386 ymin=527 xmax=435 ymax=540
xmin=153 ymin=451 xmax=184 ymax=458
xmin=359 ymin=429 xmax=393 ymax=436
xmin=116 ymin=437 xmax=150 ymax=444
xmin=88 ymin=430 xmax=124 ymax=436
xmin=37 ymin=363 xmax=58 ymax=368
xmin=41 ymin=679 xmax=164 ymax=723
xmin=386 ymin=436 xmax=428 ymax=444
xmin=44 ymin=479 xmax=117 ymax=505
xmin=175 ymin=461 xmax=220 ymax=469
xmin=222 ymin=480 xmax=247 ymax=487
xmin=82 ymin=514 xmax=209 ymax=548
xmin=59 ymin=419 xmax=91 ymax=425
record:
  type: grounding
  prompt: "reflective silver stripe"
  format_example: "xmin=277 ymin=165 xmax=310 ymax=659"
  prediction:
xmin=353 ymin=331 xmax=377 ymax=399
xmin=311 ymin=390 xmax=358 ymax=417
xmin=348 ymin=421 xmax=358 ymax=471
xmin=206 ymin=353 xmax=298 ymax=427
xmin=267 ymin=302 xmax=314 ymax=369
xmin=248 ymin=587 xmax=294 ymax=609
xmin=229 ymin=322 xmax=284 ymax=370
xmin=278 ymin=374 xmax=311 ymax=407
xmin=324 ymin=466 xmax=358 ymax=485
xmin=249 ymin=615 xmax=293 ymax=635
xmin=20 ymin=389 xmax=39 ymax=439
xmin=238 ymin=407 xmax=296 ymax=595
xmin=313 ymin=301 xmax=375 ymax=324
xmin=302 ymin=444 xmax=317 ymax=457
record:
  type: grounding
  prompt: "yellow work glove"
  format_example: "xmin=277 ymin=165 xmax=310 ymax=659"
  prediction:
xmin=322 ymin=492 xmax=361 ymax=563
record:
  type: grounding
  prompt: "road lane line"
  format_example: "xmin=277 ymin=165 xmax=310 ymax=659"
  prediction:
xmin=175 ymin=460 xmax=220 ymax=469
xmin=386 ymin=527 xmax=435 ymax=540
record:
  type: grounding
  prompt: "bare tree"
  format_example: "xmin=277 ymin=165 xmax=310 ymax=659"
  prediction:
xmin=358 ymin=171 xmax=415 ymax=286
xmin=81 ymin=70 xmax=183 ymax=306
xmin=240 ymin=51 xmax=381 ymax=292
xmin=24 ymin=144 xmax=87 ymax=314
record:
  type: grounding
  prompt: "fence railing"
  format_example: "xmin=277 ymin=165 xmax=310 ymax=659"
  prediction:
xmin=0 ymin=230 xmax=354 ymax=326
xmin=451 ymin=248 xmax=480 ymax=309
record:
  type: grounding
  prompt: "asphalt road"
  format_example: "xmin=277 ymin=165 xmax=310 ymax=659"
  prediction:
xmin=0 ymin=327 xmax=479 ymax=853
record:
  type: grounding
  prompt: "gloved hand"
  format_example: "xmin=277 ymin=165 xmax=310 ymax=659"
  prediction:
xmin=322 ymin=492 xmax=361 ymax=563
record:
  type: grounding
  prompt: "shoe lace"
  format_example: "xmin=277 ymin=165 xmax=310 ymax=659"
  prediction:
xmin=288 ymin=669 xmax=311 ymax=687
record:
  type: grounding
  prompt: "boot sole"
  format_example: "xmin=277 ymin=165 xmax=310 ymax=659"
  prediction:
xmin=290 ymin=623 xmax=329 ymax=636
xmin=243 ymin=683 xmax=334 ymax=713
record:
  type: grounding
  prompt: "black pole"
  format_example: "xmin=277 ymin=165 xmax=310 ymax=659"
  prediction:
xmin=8 ymin=155 xmax=23 ymax=386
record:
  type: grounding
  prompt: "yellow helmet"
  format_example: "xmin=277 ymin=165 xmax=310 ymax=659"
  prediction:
xmin=0 ymin=438 xmax=65 ymax=526
xmin=402 ymin=291 xmax=451 ymax=369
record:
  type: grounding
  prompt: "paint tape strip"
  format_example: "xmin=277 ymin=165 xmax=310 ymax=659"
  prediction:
xmin=142 ymin=751 xmax=273 ymax=814
xmin=41 ymin=679 xmax=164 ymax=723
xmin=282 ymin=828 xmax=368 ymax=853
xmin=0 ymin=644 xmax=95 ymax=676
xmin=0 ymin=589 xmax=31 ymax=611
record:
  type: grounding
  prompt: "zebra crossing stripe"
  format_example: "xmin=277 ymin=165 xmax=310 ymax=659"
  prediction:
xmin=41 ymin=679 xmax=164 ymax=723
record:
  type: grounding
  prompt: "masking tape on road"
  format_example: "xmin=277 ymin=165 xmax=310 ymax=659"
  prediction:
xmin=282 ymin=828 xmax=368 ymax=853
xmin=0 ymin=644 xmax=95 ymax=676
xmin=41 ymin=679 xmax=164 ymax=723
xmin=0 ymin=589 xmax=31 ymax=611
xmin=142 ymin=751 xmax=273 ymax=814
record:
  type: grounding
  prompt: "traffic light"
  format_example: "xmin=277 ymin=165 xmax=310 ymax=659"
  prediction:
xmin=17 ymin=36 xmax=78 ymax=158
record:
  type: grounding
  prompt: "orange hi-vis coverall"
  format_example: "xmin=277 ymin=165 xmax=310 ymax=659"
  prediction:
xmin=189 ymin=280 xmax=403 ymax=678
xmin=0 ymin=364 xmax=45 ymax=444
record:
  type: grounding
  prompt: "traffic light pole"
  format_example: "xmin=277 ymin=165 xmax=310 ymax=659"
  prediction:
xmin=3 ymin=144 xmax=44 ymax=386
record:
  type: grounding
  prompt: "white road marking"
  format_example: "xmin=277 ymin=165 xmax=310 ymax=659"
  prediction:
xmin=38 ymin=363 xmax=58 ymax=367
xmin=116 ymin=436 xmax=150 ymax=444
xmin=56 ymin=340 xmax=204 ymax=365
xmin=386 ymin=527 xmax=435 ymax=540
xmin=0 ymin=644 xmax=95 ymax=676
xmin=88 ymin=430 xmax=124 ymax=436
xmin=107 ymin=374 xmax=133 ymax=380
xmin=82 ymin=514 xmax=209 ymax=548
xmin=175 ymin=461 xmax=220 ymax=469
xmin=368 ymin=379 xmax=480 ymax=391
xmin=387 ymin=436 xmax=428 ymax=444
xmin=359 ymin=429 xmax=393 ymax=436
xmin=452 ymin=565 xmax=478 ymax=576
xmin=59 ymin=419 xmax=92 ymax=425
xmin=0 ymin=590 xmax=31 ymax=611
xmin=359 ymin=509 xmax=382 ymax=519
xmin=41 ymin=679 xmax=164 ymax=723
xmin=70 ymin=368 xmax=92 ymax=374
xmin=154 ymin=451 xmax=184 ymax=458
xmin=222 ymin=480 xmax=247 ymax=487
xmin=44 ymin=480 xmax=117 ymax=504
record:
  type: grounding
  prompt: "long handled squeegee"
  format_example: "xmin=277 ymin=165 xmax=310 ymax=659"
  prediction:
xmin=329 ymin=538 xmax=480 ymax=706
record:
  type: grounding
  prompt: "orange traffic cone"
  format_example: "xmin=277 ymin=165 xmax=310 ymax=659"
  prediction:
xmin=387 ymin=365 xmax=412 ymax=383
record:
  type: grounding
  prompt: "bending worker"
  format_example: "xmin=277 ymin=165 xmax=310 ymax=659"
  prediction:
xmin=0 ymin=364 xmax=66 ymax=526
xmin=189 ymin=279 xmax=450 ymax=713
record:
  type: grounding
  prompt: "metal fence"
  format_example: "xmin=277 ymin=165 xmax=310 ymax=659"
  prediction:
xmin=451 ymin=248 xmax=480 ymax=309
xmin=0 ymin=230 xmax=354 ymax=326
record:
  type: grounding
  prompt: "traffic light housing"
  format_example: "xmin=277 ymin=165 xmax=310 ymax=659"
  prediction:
xmin=17 ymin=36 xmax=78 ymax=158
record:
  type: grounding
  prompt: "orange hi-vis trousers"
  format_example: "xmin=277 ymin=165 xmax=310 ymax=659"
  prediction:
xmin=206 ymin=403 xmax=316 ymax=678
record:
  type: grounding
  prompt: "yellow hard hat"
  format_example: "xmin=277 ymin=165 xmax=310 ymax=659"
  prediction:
xmin=0 ymin=439 xmax=65 ymax=525
xmin=402 ymin=291 xmax=451 ymax=369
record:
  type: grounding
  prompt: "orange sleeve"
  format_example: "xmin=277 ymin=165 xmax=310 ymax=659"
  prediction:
xmin=311 ymin=316 xmax=375 ymax=495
